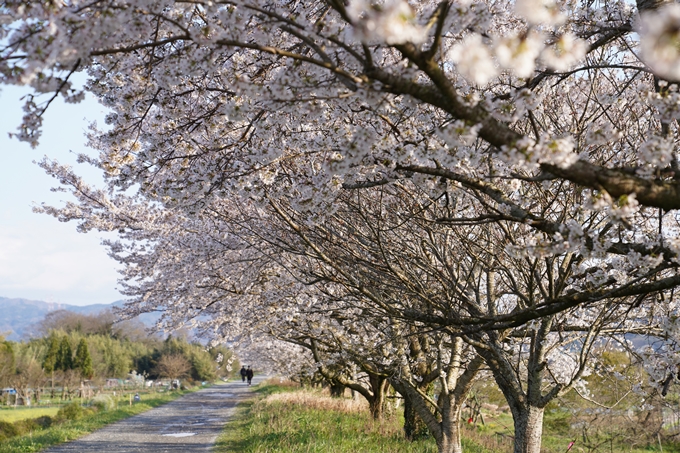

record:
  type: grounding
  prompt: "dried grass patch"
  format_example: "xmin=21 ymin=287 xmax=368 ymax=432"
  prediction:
xmin=262 ymin=378 xmax=300 ymax=389
xmin=263 ymin=390 xmax=368 ymax=414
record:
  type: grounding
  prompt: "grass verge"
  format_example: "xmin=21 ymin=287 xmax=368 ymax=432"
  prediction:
xmin=214 ymin=381 xmax=499 ymax=453
xmin=214 ymin=381 xmax=680 ymax=453
xmin=2 ymin=390 xmax=191 ymax=453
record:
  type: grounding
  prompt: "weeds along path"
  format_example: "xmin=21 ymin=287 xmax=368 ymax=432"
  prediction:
xmin=41 ymin=376 xmax=266 ymax=453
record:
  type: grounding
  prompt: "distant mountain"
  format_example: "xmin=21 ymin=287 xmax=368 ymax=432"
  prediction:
xmin=0 ymin=296 xmax=160 ymax=341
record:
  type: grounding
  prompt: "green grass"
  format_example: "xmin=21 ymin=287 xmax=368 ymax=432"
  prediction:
xmin=215 ymin=383 xmax=498 ymax=453
xmin=215 ymin=382 xmax=680 ymax=453
xmin=0 ymin=408 xmax=60 ymax=423
xmin=461 ymin=409 xmax=680 ymax=453
xmin=1 ymin=390 xmax=191 ymax=453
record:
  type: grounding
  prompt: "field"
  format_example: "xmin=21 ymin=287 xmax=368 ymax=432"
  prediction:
xmin=216 ymin=380 xmax=680 ymax=453
xmin=0 ymin=407 xmax=60 ymax=423
xmin=0 ymin=387 xmax=173 ymax=423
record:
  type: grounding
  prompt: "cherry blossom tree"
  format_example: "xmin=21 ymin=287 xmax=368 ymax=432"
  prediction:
xmin=255 ymin=182 xmax=670 ymax=453
xmin=30 ymin=147 xmax=677 ymax=453
xmin=6 ymin=1 xmax=680 ymax=452
xmin=235 ymin=336 xmax=314 ymax=379
xmin=256 ymin=281 xmax=484 ymax=448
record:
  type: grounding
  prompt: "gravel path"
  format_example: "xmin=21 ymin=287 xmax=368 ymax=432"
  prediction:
xmin=41 ymin=376 xmax=266 ymax=453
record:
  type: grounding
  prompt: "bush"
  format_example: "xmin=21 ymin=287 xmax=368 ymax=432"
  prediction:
xmin=13 ymin=418 xmax=38 ymax=435
xmin=0 ymin=420 xmax=20 ymax=441
xmin=57 ymin=402 xmax=85 ymax=421
xmin=0 ymin=416 xmax=53 ymax=442
xmin=33 ymin=415 xmax=53 ymax=429
xmin=91 ymin=394 xmax=115 ymax=411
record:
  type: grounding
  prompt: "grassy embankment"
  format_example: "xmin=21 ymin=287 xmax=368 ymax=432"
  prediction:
xmin=215 ymin=381 xmax=497 ymax=453
xmin=215 ymin=380 xmax=680 ymax=453
xmin=0 ymin=389 xmax=192 ymax=453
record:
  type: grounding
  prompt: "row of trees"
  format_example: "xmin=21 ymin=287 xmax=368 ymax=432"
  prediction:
xmin=43 ymin=335 xmax=94 ymax=378
xmin=161 ymin=184 xmax=668 ymax=452
xmin=5 ymin=0 xmax=680 ymax=452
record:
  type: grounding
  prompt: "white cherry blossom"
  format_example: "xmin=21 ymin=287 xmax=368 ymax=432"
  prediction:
xmin=495 ymin=31 xmax=544 ymax=78
xmin=347 ymin=0 xmax=427 ymax=45
xmin=540 ymin=33 xmax=588 ymax=71
xmin=514 ymin=0 xmax=565 ymax=26
xmin=639 ymin=4 xmax=680 ymax=80
xmin=3 ymin=2 xmax=680 ymax=452
xmin=447 ymin=33 xmax=497 ymax=85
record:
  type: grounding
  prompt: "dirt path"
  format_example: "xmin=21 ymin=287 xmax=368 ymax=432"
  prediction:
xmin=41 ymin=376 xmax=266 ymax=453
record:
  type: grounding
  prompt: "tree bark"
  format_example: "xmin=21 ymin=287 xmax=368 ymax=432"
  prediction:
xmin=437 ymin=403 xmax=464 ymax=453
xmin=367 ymin=374 xmax=389 ymax=420
xmin=511 ymin=406 xmax=545 ymax=453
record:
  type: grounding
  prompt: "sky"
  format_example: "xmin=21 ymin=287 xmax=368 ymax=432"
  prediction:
xmin=0 ymin=83 xmax=122 ymax=306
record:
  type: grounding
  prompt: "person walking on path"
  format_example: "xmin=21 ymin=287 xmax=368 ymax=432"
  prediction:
xmin=240 ymin=366 xmax=247 ymax=382
xmin=246 ymin=366 xmax=254 ymax=386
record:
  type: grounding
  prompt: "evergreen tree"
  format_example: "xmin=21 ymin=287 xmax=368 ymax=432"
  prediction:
xmin=42 ymin=336 xmax=59 ymax=374
xmin=56 ymin=336 xmax=73 ymax=371
xmin=74 ymin=338 xmax=94 ymax=378
xmin=0 ymin=337 xmax=16 ymax=387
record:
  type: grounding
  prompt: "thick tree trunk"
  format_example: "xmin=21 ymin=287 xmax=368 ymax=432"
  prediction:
xmin=403 ymin=395 xmax=429 ymax=441
xmin=512 ymin=406 xmax=544 ymax=453
xmin=367 ymin=375 xmax=389 ymax=420
xmin=437 ymin=404 xmax=463 ymax=453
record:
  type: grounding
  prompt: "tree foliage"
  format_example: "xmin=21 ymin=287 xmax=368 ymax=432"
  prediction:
xmin=0 ymin=337 xmax=16 ymax=389
xmin=74 ymin=338 xmax=94 ymax=379
xmin=55 ymin=329 xmax=228 ymax=381
xmin=42 ymin=336 xmax=59 ymax=375
xmin=55 ymin=336 xmax=73 ymax=372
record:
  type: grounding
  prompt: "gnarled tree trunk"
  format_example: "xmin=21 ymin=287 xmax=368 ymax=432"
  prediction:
xmin=392 ymin=379 xmax=467 ymax=453
xmin=366 ymin=372 xmax=389 ymax=419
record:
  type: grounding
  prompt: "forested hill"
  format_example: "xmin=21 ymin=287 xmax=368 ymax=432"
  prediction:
xmin=0 ymin=297 xmax=158 ymax=341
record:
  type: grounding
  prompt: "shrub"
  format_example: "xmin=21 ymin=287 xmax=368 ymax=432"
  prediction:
xmin=13 ymin=418 xmax=38 ymax=435
xmin=57 ymin=402 xmax=85 ymax=421
xmin=33 ymin=415 xmax=53 ymax=429
xmin=0 ymin=416 xmax=53 ymax=441
xmin=0 ymin=420 xmax=20 ymax=441
xmin=91 ymin=394 xmax=115 ymax=411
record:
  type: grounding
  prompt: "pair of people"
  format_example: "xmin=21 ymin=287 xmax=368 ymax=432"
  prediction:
xmin=239 ymin=365 xmax=254 ymax=385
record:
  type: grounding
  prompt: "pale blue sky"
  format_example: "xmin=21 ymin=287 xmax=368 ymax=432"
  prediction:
xmin=0 ymin=84 xmax=122 ymax=306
